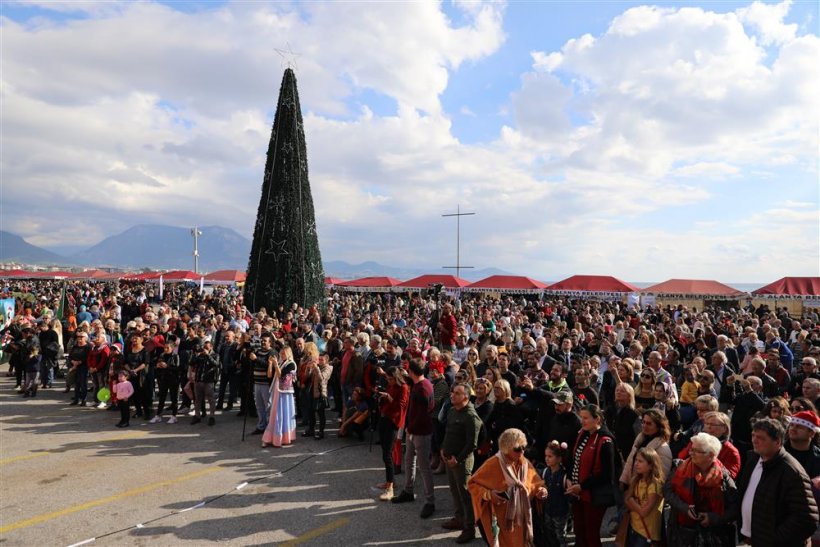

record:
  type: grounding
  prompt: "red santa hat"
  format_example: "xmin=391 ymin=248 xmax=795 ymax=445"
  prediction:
xmin=790 ymin=411 xmax=820 ymax=433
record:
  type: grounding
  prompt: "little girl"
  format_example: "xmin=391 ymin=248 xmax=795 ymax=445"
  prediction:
xmin=624 ymin=447 xmax=665 ymax=547
xmin=540 ymin=440 xmax=571 ymax=547
xmin=113 ymin=370 xmax=134 ymax=428
xmin=23 ymin=346 xmax=41 ymax=398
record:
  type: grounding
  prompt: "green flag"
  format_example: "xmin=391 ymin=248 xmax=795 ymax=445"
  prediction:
xmin=56 ymin=285 xmax=67 ymax=320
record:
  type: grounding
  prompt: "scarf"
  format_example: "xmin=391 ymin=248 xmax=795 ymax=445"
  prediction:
xmin=669 ymin=457 xmax=726 ymax=526
xmin=495 ymin=451 xmax=534 ymax=545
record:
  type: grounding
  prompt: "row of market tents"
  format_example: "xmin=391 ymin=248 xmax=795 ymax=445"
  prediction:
xmin=1 ymin=269 xmax=817 ymax=302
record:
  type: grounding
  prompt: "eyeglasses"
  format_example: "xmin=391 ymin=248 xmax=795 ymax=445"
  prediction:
xmin=512 ymin=445 xmax=527 ymax=453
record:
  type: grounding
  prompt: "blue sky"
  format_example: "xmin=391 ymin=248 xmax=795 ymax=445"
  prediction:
xmin=1 ymin=0 xmax=818 ymax=282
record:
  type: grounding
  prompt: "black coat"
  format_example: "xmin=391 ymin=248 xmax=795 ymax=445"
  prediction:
xmin=605 ymin=405 xmax=638 ymax=463
xmin=737 ymin=449 xmax=819 ymax=546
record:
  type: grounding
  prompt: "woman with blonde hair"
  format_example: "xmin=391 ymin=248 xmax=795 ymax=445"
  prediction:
xmin=468 ymin=428 xmax=547 ymax=547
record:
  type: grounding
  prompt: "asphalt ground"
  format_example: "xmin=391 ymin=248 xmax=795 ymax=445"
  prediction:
xmin=0 ymin=374 xmax=618 ymax=546
xmin=0 ymin=375 xmax=471 ymax=547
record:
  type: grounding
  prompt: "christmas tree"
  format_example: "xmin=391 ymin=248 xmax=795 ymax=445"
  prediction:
xmin=244 ymin=68 xmax=324 ymax=314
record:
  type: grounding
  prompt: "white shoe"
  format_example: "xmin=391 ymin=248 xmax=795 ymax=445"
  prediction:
xmin=178 ymin=407 xmax=189 ymax=414
xmin=149 ymin=415 xmax=162 ymax=424
xmin=188 ymin=409 xmax=196 ymax=416
xmin=167 ymin=416 xmax=177 ymax=424
xmin=97 ymin=402 xmax=107 ymax=409
xmin=379 ymin=486 xmax=394 ymax=501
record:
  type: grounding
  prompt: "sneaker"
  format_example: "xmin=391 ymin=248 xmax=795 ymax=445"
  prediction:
xmin=208 ymin=417 xmax=215 ymax=426
xmin=79 ymin=401 xmax=87 ymax=407
xmin=178 ymin=406 xmax=190 ymax=414
xmin=167 ymin=416 xmax=177 ymax=424
xmin=391 ymin=491 xmax=415 ymax=504
xmin=420 ymin=503 xmax=435 ymax=519
xmin=15 ymin=385 xmax=23 ymax=392
xmin=149 ymin=416 xmax=162 ymax=424
xmin=188 ymin=409 xmax=196 ymax=416
xmin=97 ymin=402 xmax=107 ymax=409
xmin=378 ymin=486 xmax=394 ymax=501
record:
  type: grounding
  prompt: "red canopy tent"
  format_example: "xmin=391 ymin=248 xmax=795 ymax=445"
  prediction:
xmin=98 ymin=271 xmax=129 ymax=281
xmin=148 ymin=270 xmax=202 ymax=283
xmin=752 ymin=277 xmax=820 ymax=298
xmin=397 ymin=274 xmax=471 ymax=289
xmin=68 ymin=269 xmax=109 ymax=280
xmin=545 ymin=275 xmax=639 ymax=297
xmin=203 ymin=270 xmax=246 ymax=285
xmin=0 ymin=269 xmax=29 ymax=278
xmin=122 ymin=272 xmax=160 ymax=281
xmin=324 ymin=276 xmax=344 ymax=286
xmin=641 ymin=279 xmax=745 ymax=299
xmin=336 ymin=276 xmax=402 ymax=293
xmin=465 ymin=275 xmax=548 ymax=294
xmin=29 ymin=271 xmax=73 ymax=279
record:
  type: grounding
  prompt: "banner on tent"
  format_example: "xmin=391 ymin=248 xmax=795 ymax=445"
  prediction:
xmin=641 ymin=294 xmax=656 ymax=307
xmin=627 ymin=293 xmax=640 ymax=307
xmin=805 ymin=298 xmax=820 ymax=309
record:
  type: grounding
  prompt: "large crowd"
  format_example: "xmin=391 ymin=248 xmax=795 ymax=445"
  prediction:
xmin=2 ymin=278 xmax=820 ymax=547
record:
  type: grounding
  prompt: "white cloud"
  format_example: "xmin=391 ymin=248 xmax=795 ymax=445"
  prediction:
xmin=673 ymin=162 xmax=740 ymax=178
xmin=737 ymin=0 xmax=798 ymax=46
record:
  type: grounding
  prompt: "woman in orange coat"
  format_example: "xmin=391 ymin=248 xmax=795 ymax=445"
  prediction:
xmin=468 ymin=428 xmax=547 ymax=547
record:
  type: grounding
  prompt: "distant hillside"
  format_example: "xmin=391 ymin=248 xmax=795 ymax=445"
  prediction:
xmin=70 ymin=225 xmax=251 ymax=271
xmin=2 ymin=225 xmax=512 ymax=279
xmin=0 ymin=231 xmax=71 ymax=265
xmin=323 ymin=260 xmax=511 ymax=281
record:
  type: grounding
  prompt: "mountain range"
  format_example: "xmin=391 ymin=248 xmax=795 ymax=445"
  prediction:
xmin=0 ymin=226 xmax=510 ymax=281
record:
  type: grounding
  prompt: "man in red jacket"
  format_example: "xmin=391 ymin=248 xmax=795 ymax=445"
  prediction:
xmin=438 ymin=304 xmax=457 ymax=352
xmin=391 ymin=358 xmax=436 ymax=519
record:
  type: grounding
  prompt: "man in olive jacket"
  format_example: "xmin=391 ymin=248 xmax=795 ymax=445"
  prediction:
xmin=738 ymin=418 xmax=819 ymax=546
xmin=439 ymin=383 xmax=482 ymax=544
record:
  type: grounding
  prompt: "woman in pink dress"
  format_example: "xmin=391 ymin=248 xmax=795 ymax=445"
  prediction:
xmin=262 ymin=346 xmax=297 ymax=448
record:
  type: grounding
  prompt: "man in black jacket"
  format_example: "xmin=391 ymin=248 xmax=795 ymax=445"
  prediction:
xmin=38 ymin=320 xmax=59 ymax=388
xmin=738 ymin=418 xmax=818 ymax=546
xmin=191 ymin=341 xmax=219 ymax=426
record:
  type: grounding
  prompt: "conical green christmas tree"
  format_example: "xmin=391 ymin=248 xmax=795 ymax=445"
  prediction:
xmin=245 ymin=68 xmax=324 ymax=313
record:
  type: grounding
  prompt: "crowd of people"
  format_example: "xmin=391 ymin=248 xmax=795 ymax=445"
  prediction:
xmin=2 ymin=277 xmax=820 ymax=546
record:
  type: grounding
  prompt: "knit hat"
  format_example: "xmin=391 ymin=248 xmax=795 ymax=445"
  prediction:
xmin=790 ymin=411 xmax=820 ymax=433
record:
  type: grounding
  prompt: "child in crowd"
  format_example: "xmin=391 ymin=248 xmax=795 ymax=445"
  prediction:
xmin=113 ymin=370 xmax=134 ymax=428
xmin=540 ymin=440 xmax=571 ymax=547
xmin=624 ymin=447 xmax=665 ymax=547
xmin=22 ymin=346 xmax=41 ymax=398
xmin=679 ymin=366 xmax=700 ymax=405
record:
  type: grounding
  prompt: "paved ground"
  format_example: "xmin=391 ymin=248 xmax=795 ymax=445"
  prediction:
xmin=0 ymin=375 xmax=466 ymax=547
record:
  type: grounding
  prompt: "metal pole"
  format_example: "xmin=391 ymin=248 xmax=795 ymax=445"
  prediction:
xmin=442 ymin=205 xmax=475 ymax=279
xmin=191 ymin=227 xmax=202 ymax=274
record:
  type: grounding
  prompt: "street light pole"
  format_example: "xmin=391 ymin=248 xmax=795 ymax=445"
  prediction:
xmin=191 ymin=227 xmax=202 ymax=273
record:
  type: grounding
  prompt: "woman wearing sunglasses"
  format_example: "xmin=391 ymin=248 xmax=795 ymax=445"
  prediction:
xmin=468 ymin=428 xmax=547 ymax=547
